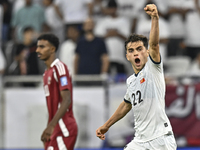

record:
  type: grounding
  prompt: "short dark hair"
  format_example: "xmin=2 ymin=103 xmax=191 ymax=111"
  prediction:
xmin=37 ymin=33 xmax=59 ymax=51
xmin=125 ymin=33 xmax=148 ymax=51
xmin=107 ymin=0 xmax=117 ymax=8
xmin=23 ymin=26 xmax=34 ymax=33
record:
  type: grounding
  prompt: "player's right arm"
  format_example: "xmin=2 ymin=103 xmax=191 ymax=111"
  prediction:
xmin=144 ymin=4 xmax=160 ymax=62
xmin=96 ymin=101 xmax=132 ymax=140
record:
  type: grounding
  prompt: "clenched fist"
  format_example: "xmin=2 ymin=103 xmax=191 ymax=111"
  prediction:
xmin=144 ymin=4 xmax=159 ymax=18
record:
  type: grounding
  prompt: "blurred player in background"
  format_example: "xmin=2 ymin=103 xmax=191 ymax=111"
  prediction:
xmin=96 ymin=4 xmax=177 ymax=150
xmin=36 ymin=33 xmax=77 ymax=150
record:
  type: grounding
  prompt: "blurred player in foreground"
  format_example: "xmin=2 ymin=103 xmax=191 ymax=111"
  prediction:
xmin=96 ymin=4 xmax=177 ymax=150
xmin=36 ymin=33 xmax=78 ymax=150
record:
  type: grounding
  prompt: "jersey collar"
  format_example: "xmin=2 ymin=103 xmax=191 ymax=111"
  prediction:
xmin=50 ymin=58 xmax=59 ymax=68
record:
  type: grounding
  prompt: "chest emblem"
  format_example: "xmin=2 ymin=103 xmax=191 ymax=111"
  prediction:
xmin=48 ymin=76 xmax=51 ymax=84
xmin=140 ymin=78 xmax=145 ymax=84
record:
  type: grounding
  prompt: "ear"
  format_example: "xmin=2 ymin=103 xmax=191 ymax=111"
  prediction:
xmin=50 ymin=46 xmax=56 ymax=53
xmin=126 ymin=53 xmax=130 ymax=61
xmin=146 ymin=49 xmax=150 ymax=56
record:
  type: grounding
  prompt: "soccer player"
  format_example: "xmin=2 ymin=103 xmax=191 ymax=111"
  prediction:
xmin=36 ymin=33 xmax=78 ymax=150
xmin=96 ymin=4 xmax=177 ymax=150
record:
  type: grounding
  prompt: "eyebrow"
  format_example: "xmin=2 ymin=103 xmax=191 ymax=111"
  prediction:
xmin=127 ymin=47 xmax=134 ymax=51
xmin=136 ymin=46 xmax=142 ymax=50
xmin=127 ymin=46 xmax=142 ymax=51
xmin=37 ymin=44 xmax=45 ymax=47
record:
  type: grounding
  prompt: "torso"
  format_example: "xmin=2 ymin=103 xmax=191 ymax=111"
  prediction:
xmin=124 ymin=56 xmax=173 ymax=142
xmin=43 ymin=59 xmax=77 ymax=138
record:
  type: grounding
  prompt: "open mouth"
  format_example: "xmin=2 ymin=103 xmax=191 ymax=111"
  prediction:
xmin=135 ymin=58 xmax=140 ymax=64
xmin=37 ymin=53 xmax=42 ymax=58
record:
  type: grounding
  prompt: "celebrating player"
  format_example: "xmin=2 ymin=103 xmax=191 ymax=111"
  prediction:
xmin=36 ymin=34 xmax=78 ymax=150
xmin=96 ymin=4 xmax=177 ymax=150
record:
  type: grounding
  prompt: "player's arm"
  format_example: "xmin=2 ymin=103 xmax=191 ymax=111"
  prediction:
xmin=145 ymin=4 xmax=160 ymax=62
xmin=96 ymin=101 xmax=132 ymax=140
xmin=41 ymin=90 xmax=71 ymax=143
xmin=101 ymin=53 xmax=109 ymax=74
xmin=49 ymin=90 xmax=71 ymax=127
xmin=74 ymin=54 xmax=79 ymax=75
xmin=53 ymin=4 xmax=63 ymax=20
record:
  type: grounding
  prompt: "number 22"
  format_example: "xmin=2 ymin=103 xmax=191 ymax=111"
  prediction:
xmin=132 ymin=90 xmax=143 ymax=106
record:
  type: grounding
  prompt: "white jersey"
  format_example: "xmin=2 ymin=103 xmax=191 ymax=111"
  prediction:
xmin=124 ymin=56 xmax=173 ymax=142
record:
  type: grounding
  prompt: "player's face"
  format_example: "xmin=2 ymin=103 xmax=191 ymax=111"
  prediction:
xmin=126 ymin=41 xmax=149 ymax=74
xmin=36 ymin=40 xmax=55 ymax=61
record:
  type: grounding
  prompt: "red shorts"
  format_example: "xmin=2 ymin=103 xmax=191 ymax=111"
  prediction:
xmin=45 ymin=135 xmax=77 ymax=150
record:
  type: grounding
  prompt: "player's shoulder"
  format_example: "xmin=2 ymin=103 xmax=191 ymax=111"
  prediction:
xmin=51 ymin=59 xmax=67 ymax=76
xmin=148 ymin=55 xmax=162 ymax=65
xmin=126 ymin=74 xmax=135 ymax=85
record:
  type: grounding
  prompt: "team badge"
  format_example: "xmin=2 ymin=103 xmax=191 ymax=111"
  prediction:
xmin=140 ymin=78 xmax=145 ymax=84
xmin=48 ymin=76 xmax=51 ymax=84
xmin=60 ymin=76 xmax=68 ymax=86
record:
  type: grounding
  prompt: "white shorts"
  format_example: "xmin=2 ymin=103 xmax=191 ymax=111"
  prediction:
xmin=124 ymin=134 xmax=177 ymax=150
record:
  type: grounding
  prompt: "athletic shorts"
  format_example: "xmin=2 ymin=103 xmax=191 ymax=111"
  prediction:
xmin=45 ymin=135 xmax=77 ymax=150
xmin=124 ymin=134 xmax=177 ymax=150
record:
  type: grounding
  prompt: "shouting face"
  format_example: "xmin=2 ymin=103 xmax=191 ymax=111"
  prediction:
xmin=126 ymin=41 xmax=149 ymax=74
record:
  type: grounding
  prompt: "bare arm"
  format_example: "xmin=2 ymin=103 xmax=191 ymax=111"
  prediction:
xmin=54 ymin=4 xmax=63 ymax=20
xmin=96 ymin=101 xmax=132 ymax=140
xmin=104 ymin=29 xmax=127 ymax=41
xmin=41 ymin=90 xmax=71 ymax=143
xmin=74 ymin=54 xmax=79 ymax=75
xmin=101 ymin=54 xmax=109 ymax=74
xmin=88 ymin=2 xmax=93 ymax=17
xmin=195 ymin=0 xmax=200 ymax=14
xmin=145 ymin=4 xmax=160 ymax=62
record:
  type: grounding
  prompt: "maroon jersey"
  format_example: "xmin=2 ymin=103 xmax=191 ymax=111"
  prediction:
xmin=43 ymin=59 xmax=77 ymax=139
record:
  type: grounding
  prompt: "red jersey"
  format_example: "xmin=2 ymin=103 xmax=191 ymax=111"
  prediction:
xmin=43 ymin=59 xmax=77 ymax=139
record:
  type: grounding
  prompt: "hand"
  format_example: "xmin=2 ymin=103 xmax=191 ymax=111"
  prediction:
xmin=96 ymin=126 xmax=109 ymax=140
xmin=144 ymin=4 xmax=159 ymax=18
xmin=41 ymin=125 xmax=54 ymax=143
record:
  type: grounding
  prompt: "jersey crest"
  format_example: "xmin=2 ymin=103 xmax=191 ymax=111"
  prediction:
xmin=48 ymin=76 xmax=51 ymax=84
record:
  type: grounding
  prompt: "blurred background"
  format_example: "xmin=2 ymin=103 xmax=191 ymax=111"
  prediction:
xmin=0 ymin=0 xmax=200 ymax=149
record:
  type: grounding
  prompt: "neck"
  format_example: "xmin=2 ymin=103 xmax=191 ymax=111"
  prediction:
xmin=85 ymin=32 xmax=94 ymax=41
xmin=132 ymin=65 xmax=140 ymax=75
xmin=45 ymin=54 xmax=56 ymax=70
xmin=24 ymin=39 xmax=32 ymax=46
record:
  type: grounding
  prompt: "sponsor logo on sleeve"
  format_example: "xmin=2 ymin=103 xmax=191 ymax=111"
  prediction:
xmin=47 ymin=146 xmax=54 ymax=150
xmin=60 ymin=76 xmax=68 ymax=86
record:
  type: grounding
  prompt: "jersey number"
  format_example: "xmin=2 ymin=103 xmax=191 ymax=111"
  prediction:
xmin=132 ymin=90 xmax=143 ymax=106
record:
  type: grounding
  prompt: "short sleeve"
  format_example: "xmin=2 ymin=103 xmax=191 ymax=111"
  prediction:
xmin=124 ymin=90 xmax=131 ymax=104
xmin=54 ymin=63 xmax=71 ymax=91
xmin=148 ymin=56 xmax=163 ymax=74
xmin=99 ymin=38 xmax=107 ymax=54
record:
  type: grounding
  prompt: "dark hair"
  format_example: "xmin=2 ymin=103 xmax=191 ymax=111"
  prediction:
xmin=107 ymin=0 xmax=117 ymax=8
xmin=37 ymin=33 xmax=59 ymax=51
xmin=125 ymin=33 xmax=148 ymax=51
xmin=23 ymin=26 xmax=34 ymax=33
